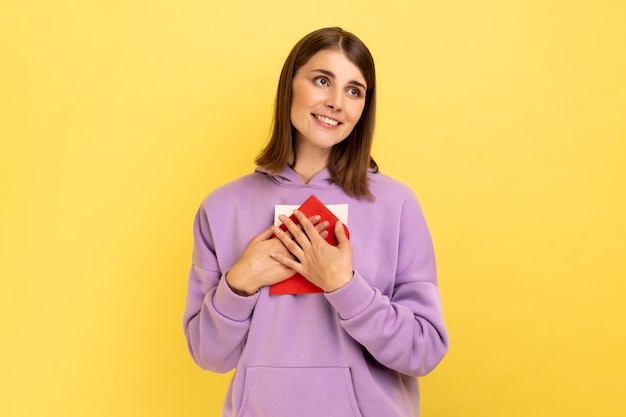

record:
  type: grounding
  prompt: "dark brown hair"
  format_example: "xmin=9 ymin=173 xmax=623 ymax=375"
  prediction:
xmin=255 ymin=27 xmax=378 ymax=199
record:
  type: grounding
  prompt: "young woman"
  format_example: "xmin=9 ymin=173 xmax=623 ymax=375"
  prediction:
xmin=183 ymin=27 xmax=449 ymax=417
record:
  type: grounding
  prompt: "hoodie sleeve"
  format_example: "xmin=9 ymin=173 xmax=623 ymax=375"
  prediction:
xmin=182 ymin=202 xmax=259 ymax=373
xmin=325 ymin=194 xmax=449 ymax=377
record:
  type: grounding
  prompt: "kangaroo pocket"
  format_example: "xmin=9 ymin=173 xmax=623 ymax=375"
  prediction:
xmin=236 ymin=366 xmax=364 ymax=417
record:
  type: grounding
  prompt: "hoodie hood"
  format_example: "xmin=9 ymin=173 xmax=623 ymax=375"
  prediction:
xmin=254 ymin=165 xmax=339 ymax=189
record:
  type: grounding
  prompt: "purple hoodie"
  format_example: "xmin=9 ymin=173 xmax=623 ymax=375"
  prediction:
xmin=183 ymin=166 xmax=448 ymax=417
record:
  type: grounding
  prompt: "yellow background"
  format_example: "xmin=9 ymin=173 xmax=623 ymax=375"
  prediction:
xmin=1 ymin=1 xmax=625 ymax=416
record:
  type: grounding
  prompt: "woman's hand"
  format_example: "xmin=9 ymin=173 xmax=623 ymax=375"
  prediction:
xmin=226 ymin=215 xmax=330 ymax=296
xmin=271 ymin=210 xmax=353 ymax=293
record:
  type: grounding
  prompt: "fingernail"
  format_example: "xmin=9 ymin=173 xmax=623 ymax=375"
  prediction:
xmin=278 ymin=214 xmax=286 ymax=221
xmin=273 ymin=226 xmax=282 ymax=234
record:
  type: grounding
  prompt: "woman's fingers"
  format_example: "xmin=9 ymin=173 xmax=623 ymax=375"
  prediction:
xmin=293 ymin=210 xmax=324 ymax=241
xmin=278 ymin=212 xmax=316 ymax=247
xmin=313 ymin=216 xmax=330 ymax=239
xmin=275 ymin=214 xmax=327 ymax=239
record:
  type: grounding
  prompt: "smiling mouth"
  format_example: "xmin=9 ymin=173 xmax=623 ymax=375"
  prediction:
xmin=313 ymin=114 xmax=341 ymax=126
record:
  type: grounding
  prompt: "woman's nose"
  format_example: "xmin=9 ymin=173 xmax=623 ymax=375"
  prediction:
xmin=324 ymin=88 xmax=343 ymax=110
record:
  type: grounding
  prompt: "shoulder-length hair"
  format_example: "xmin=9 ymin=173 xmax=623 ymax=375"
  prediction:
xmin=255 ymin=27 xmax=378 ymax=200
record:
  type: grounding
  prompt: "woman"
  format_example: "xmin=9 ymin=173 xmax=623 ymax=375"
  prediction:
xmin=183 ymin=27 xmax=448 ymax=417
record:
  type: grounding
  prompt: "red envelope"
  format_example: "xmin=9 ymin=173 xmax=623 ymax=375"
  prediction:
xmin=270 ymin=195 xmax=350 ymax=295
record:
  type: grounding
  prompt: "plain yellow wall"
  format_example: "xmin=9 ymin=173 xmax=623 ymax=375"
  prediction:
xmin=1 ymin=1 xmax=625 ymax=416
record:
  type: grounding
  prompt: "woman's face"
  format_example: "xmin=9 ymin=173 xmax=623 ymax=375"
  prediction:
xmin=290 ymin=49 xmax=367 ymax=156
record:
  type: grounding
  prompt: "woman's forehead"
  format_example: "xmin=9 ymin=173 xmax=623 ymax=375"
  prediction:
xmin=298 ymin=49 xmax=367 ymax=86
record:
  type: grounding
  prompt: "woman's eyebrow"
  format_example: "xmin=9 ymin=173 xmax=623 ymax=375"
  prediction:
xmin=311 ymin=68 xmax=367 ymax=90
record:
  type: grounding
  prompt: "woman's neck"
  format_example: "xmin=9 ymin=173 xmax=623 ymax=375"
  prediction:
xmin=291 ymin=148 xmax=330 ymax=184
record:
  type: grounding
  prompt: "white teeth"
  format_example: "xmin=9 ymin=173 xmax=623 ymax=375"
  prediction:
xmin=316 ymin=115 xmax=339 ymax=126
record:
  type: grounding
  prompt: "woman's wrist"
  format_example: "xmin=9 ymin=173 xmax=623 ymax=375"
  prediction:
xmin=324 ymin=270 xmax=354 ymax=293
xmin=225 ymin=267 xmax=257 ymax=297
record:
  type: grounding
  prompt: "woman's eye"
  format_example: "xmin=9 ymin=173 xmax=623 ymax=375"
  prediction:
xmin=314 ymin=77 xmax=328 ymax=86
xmin=347 ymin=87 xmax=361 ymax=97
